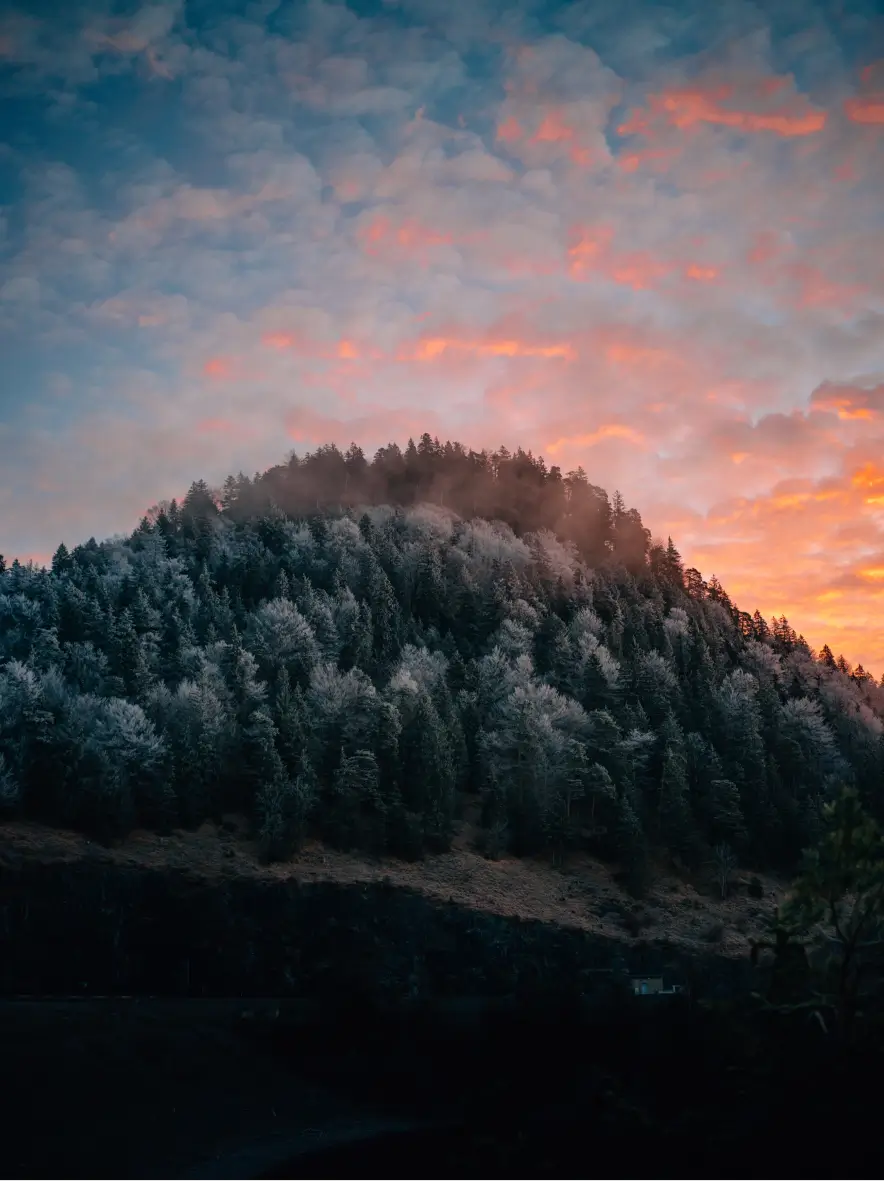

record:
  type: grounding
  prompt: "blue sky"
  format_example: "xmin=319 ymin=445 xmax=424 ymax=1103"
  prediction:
xmin=2 ymin=0 xmax=884 ymax=668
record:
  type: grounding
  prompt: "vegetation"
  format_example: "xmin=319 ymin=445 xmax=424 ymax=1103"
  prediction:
xmin=1 ymin=435 xmax=882 ymax=887
xmin=752 ymin=789 xmax=884 ymax=1041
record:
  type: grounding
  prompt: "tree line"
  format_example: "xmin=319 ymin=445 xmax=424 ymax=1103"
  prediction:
xmin=1 ymin=435 xmax=882 ymax=888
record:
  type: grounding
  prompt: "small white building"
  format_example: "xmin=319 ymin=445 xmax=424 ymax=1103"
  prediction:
xmin=631 ymin=976 xmax=685 ymax=997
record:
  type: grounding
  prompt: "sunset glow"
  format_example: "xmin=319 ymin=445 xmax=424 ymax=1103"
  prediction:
xmin=2 ymin=0 xmax=884 ymax=674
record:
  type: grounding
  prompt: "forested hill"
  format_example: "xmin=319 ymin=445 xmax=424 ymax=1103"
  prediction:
xmin=1 ymin=435 xmax=882 ymax=887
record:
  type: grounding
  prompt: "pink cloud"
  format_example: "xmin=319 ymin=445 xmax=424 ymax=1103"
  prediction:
xmin=196 ymin=417 xmax=255 ymax=438
xmin=810 ymin=382 xmax=884 ymax=421
xmin=203 ymin=357 xmax=233 ymax=379
xmin=844 ymin=96 xmax=884 ymax=125
xmin=7 ymin=2 xmax=884 ymax=679
xmin=566 ymin=225 xmax=721 ymax=291
xmin=620 ymin=77 xmax=827 ymax=138
xmin=496 ymin=115 xmax=523 ymax=142
xmin=399 ymin=332 xmax=577 ymax=364
xmin=546 ymin=424 xmax=647 ymax=454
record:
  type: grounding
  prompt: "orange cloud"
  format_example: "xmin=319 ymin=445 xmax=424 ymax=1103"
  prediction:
xmin=811 ymin=382 xmax=884 ymax=421
xmin=262 ymin=332 xmax=297 ymax=351
xmin=567 ymin=225 xmax=615 ymax=277
xmin=203 ymin=357 xmax=232 ymax=379
xmin=603 ymin=339 xmax=680 ymax=373
xmin=852 ymin=464 xmax=884 ymax=505
xmin=567 ymin=226 xmax=718 ymax=290
xmin=685 ymin=264 xmax=719 ymax=282
xmin=360 ymin=215 xmax=391 ymax=247
xmin=395 ymin=220 xmax=455 ymax=249
xmin=524 ymin=109 xmax=593 ymax=165
xmin=620 ymin=81 xmax=827 ymax=137
xmin=546 ymin=424 xmax=647 ymax=454
xmin=261 ymin=326 xmax=579 ymax=371
xmin=404 ymin=336 xmax=577 ymax=363
xmin=672 ymin=457 xmax=884 ymax=674
xmin=609 ymin=252 xmax=672 ymax=290
xmin=258 ymin=331 xmax=383 ymax=367
xmin=844 ymin=95 xmax=884 ymax=124
xmin=357 ymin=214 xmax=471 ymax=261
xmin=617 ymin=146 xmax=678 ymax=173
xmin=790 ymin=263 xmax=866 ymax=309
xmin=496 ymin=115 xmax=523 ymax=142
xmin=531 ymin=109 xmax=575 ymax=144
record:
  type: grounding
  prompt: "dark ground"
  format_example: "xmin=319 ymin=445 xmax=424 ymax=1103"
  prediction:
xmin=1 ymin=999 xmax=430 ymax=1179
xmin=6 ymin=993 xmax=884 ymax=1179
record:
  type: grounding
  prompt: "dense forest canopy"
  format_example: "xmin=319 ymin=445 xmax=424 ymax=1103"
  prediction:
xmin=1 ymin=434 xmax=882 ymax=886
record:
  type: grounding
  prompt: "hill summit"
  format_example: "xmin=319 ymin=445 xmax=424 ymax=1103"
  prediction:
xmin=1 ymin=435 xmax=882 ymax=887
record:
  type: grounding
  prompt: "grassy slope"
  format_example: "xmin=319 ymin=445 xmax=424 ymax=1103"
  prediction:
xmin=1 ymin=804 xmax=786 ymax=960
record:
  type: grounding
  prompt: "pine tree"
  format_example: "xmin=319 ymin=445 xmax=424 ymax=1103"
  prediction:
xmin=414 ymin=546 xmax=445 ymax=628
xmin=657 ymin=712 xmax=694 ymax=857
xmin=665 ymin=536 xmax=684 ymax=584
xmin=160 ymin=610 xmax=188 ymax=687
xmin=398 ymin=691 xmax=455 ymax=853
xmin=273 ymin=668 xmax=308 ymax=775
xmin=51 ymin=543 xmax=72 ymax=576
xmin=256 ymin=751 xmax=317 ymax=863
xmin=364 ymin=557 xmax=400 ymax=670
xmin=326 ymin=747 xmax=385 ymax=852
xmin=112 ymin=608 xmax=140 ymax=695
xmin=709 ymin=778 xmax=746 ymax=848
xmin=241 ymin=707 xmax=285 ymax=802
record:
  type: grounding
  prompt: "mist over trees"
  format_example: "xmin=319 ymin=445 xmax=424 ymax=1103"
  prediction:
xmin=1 ymin=435 xmax=883 ymax=882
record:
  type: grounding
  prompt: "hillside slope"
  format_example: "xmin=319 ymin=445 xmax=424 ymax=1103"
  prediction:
xmin=1 ymin=810 xmax=783 ymax=962
xmin=1 ymin=435 xmax=882 ymax=894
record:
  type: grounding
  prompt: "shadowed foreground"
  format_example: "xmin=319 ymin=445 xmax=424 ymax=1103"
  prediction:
xmin=6 ymin=994 xmax=884 ymax=1179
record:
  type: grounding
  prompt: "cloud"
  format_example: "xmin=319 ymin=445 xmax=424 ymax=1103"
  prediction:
xmin=546 ymin=425 xmax=647 ymax=454
xmin=2 ymin=0 xmax=884 ymax=674
xmin=682 ymin=453 xmax=884 ymax=670
xmin=618 ymin=78 xmax=827 ymax=138
xmin=844 ymin=96 xmax=884 ymax=124
xmin=811 ymin=380 xmax=884 ymax=421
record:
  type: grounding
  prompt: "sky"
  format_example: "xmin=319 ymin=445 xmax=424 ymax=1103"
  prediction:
xmin=1 ymin=0 xmax=883 ymax=673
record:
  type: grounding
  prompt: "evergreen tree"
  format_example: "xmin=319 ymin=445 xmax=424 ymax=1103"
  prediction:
xmin=1 ymin=431 xmax=882 ymax=883
xmin=709 ymin=778 xmax=746 ymax=848
xmin=257 ymin=751 xmax=316 ymax=864
xmin=326 ymin=747 xmax=385 ymax=852
xmin=398 ymin=691 xmax=456 ymax=853
xmin=272 ymin=667 xmax=308 ymax=774
xmin=657 ymin=712 xmax=694 ymax=857
xmin=780 ymin=789 xmax=884 ymax=1043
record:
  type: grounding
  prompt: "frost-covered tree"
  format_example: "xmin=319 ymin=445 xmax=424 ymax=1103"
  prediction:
xmin=247 ymin=597 xmax=320 ymax=686
xmin=0 ymin=432 xmax=880 ymax=878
